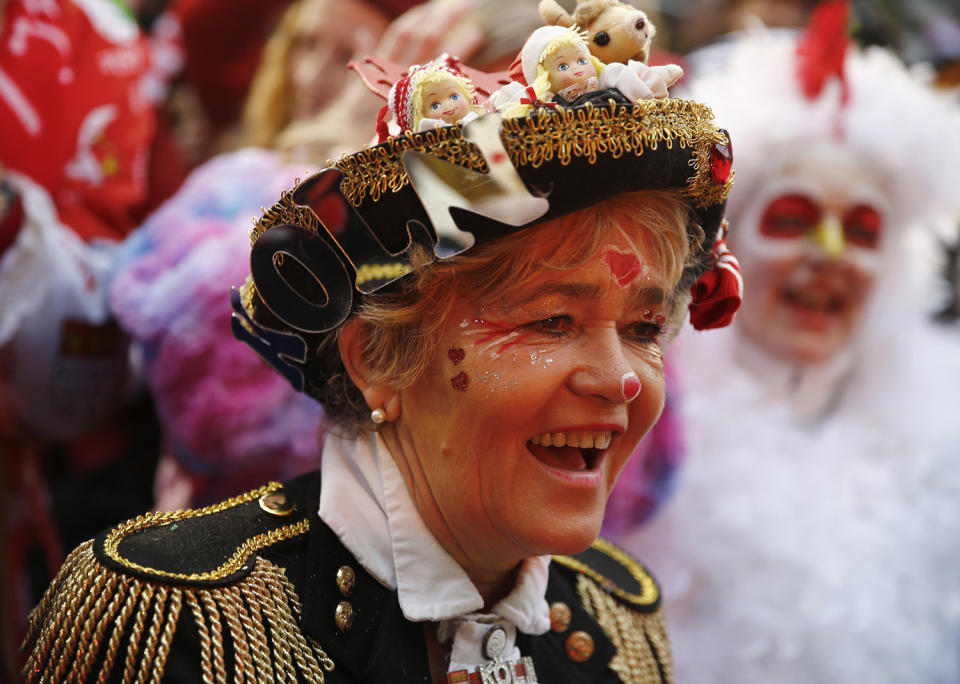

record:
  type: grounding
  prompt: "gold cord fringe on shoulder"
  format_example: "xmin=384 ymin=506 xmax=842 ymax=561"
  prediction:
xmin=577 ymin=573 xmax=673 ymax=684
xmin=22 ymin=541 xmax=335 ymax=683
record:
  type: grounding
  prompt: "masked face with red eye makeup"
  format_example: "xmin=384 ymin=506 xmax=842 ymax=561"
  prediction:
xmin=730 ymin=144 xmax=890 ymax=363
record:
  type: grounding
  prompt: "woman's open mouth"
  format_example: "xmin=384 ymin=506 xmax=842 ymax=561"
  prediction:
xmin=527 ymin=430 xmax=612 ymax=473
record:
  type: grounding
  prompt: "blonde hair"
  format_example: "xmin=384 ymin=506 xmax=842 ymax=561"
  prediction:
xmin=318 ymin=190 xmax=698 ymax=430
xmin=241 ymin=0 xmax=305 ymax=148
xmin=409 ymin=68 xmax=482 ymax=131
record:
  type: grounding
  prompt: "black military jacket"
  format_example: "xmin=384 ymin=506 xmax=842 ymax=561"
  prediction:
xmin=23 ymin=471 xmax=672 ymax=683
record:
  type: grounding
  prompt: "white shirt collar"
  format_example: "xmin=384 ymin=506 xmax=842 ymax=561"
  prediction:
xmin=318 ymin=432 xmax=551 ymax=635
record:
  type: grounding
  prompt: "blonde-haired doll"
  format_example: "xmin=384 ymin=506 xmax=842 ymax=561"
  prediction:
xmin=493 ymin=25 xmax=682 ymax=116
xmin=377 ymin=55 xmax=484 ymax=142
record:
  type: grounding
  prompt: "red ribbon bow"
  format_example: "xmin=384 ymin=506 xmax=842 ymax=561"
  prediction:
xmin=688 ymin=235 xmax=743 ymax=330
xmin=519 ymin=86 xmax=556 ymax=109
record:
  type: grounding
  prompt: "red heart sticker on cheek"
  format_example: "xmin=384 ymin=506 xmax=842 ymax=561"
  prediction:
xmin=603 ymin=249 xmax=642 ymax=288
xmin=448 ymin=346 xmax=465 ymax=365
xmin=451 ymin=371 xmax=469 ymax=392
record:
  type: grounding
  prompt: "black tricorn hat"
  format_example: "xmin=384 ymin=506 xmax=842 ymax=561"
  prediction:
xmin=233 ymin=94 xmax=733 ymax=395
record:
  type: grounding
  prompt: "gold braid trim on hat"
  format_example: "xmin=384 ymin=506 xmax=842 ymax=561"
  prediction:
xmin=576 ymin=573 xmax=674 ymax=684
xmin=22 ymin=541 xmax=335 ymax=683
xmin=335 ymin=99 xmax=732 ymax=208
xmin=250 ymin=187 xmax=324 ymax=246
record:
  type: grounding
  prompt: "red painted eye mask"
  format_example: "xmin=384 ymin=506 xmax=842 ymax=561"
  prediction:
xmin=759 ymin=194 xmax=820 ymax=239
xmin=759 ymin=194 xmax=882 ymax=249
xmin=841 ymin=204 xmax=882 ymax=249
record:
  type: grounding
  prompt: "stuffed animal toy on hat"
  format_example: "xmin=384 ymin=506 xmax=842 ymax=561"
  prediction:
xmin=539 ymin=0 xmax=655 ymax=65
xmin=493 ymin=25 xmax=683 ymax=116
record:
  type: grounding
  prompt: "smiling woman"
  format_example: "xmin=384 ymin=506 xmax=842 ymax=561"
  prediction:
xmin=23 ymin=46 xmax=736 ymax=683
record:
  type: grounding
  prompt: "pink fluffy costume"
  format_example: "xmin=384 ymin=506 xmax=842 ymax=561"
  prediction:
xmin=108 ymin=148 xmax=327 ymax=507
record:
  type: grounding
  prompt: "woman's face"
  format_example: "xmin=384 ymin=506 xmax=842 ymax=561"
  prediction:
xmin=288 ymin=0 xmax=388 ymax=123
xmin=390 ymin=232 xmax=669 ymax=566
xmin=732 ymin=145 xmax=888 ymax=363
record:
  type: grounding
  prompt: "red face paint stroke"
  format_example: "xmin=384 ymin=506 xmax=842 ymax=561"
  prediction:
xmin=448 ymin=346 xmax=465 ymax=365
xmin=603 ymin=248 xmax=642 ymax=288
xmin=622 ymin=372 xmax=641 ymax=402
xmin=469 ymin=319 xmax=531 ymax=354
xmin=451 ymin=371 xmax=469 ymax=392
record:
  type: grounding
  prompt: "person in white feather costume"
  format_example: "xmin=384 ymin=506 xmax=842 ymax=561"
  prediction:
xmin=622 ymin=4 xmax=960 ymax=682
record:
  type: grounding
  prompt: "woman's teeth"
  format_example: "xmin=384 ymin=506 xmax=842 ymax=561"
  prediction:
xmin=529 ymin=431 xmax=612 ymax=449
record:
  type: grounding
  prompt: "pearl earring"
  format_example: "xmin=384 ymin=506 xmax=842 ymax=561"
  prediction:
xmin=371 ymin=408 xmax=386 ymax=424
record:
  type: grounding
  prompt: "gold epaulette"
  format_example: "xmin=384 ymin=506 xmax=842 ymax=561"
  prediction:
xmin=22 ymin=482 xmax=335 ymax=683
xmin=555 ymin=538 xmax=673 ymax=684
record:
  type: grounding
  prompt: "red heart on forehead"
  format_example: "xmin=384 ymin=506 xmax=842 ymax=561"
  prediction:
xmin=603 ymin=249 xmax=642 ymax=287
xmin=448 ymin=346 xmax=465 ymax=365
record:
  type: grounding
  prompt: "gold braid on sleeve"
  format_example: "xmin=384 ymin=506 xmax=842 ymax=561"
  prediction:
xmin=575 ymin=572 xmax=674 ymax=684
xmin=21 ymin=540 xmax=335 ymax=683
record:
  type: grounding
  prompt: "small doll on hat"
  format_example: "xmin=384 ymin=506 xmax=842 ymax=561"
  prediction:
xmin=492 ymin=25 xmax=682 ymax=115
xmin=376 ymin=54 xmax=484 ymax=142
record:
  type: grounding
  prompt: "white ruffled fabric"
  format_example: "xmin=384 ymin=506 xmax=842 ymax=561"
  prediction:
xmin=319 ymin=433 xmax=551 ymax=674
xmin=623 ymin=290 xmax=960 ymax=683
xmin=0 ymin=172 xmax=137 ymax=438
xmin=598 ymin=61 xmax=683 ymax=101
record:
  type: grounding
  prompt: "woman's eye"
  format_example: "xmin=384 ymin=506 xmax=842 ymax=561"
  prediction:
xmin=558 ymin=63 xmax=569 ymax=71
xmin=623 ymin=321 xmax=663 ymax=343
xmin=430 ymin=102 xmax=440 ymax=110
xmin=526 ymin=316 xmax=573 ymax=336
xmin=577 ymin=57 xmax=588 ymax=65
xmin=450 ymin=93 xmax=460 ymax=101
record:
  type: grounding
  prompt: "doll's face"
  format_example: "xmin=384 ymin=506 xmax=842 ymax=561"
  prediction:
xmin=421 ymin=78 xmax=471 ymax=124
xmin=544 ymin=43 xmax=598 ymax=93
xmin=731 ymin=145 xmax=889 ymax=363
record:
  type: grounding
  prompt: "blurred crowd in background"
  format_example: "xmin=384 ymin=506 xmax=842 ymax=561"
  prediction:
xmin=2 ymin=0 xmax=959 ymax=681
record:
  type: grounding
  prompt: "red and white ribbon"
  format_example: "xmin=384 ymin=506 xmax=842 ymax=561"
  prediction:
xmin=688 ymin=234 xmax=743 ymax=330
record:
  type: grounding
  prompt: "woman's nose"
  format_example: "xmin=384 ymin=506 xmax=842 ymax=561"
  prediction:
xmin=567 ymin=328 xmax=638 ymax=403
